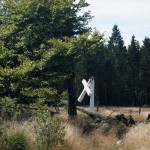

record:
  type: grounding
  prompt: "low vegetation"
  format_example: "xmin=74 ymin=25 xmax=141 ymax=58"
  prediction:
xmin=0 ymin=105 xmax=150 ymax=150
xmin=123 ymin=123 xmax=150 ymax=150
xmin=0 ymin=102 xmax=65 ymax=150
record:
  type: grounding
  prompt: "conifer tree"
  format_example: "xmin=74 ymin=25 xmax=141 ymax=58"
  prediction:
xmin=139 ymin=37 xmax=150 ymax=105
xmin=108 ymin=24 xmax=127 ymax=105
xmin=0 ymin=0 xmax=92 ymax=117
xmin=128 ymin=35 xmax=140 ymax=106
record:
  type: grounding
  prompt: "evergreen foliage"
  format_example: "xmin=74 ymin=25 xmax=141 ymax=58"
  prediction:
xmin=139 ymin=38 xmax=150 ymax=105
xmin=0 ymin=0 xmax=93 ymax=117
xmin=0 ymin=0 xmax=150 ymax=115
xmin=107 ymin=24 xmax=128 ymax=105
xmin=127 ymin=35 xmax=140 ymax=106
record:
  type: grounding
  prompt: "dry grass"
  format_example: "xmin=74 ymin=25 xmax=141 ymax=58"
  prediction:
xmin=122 ymin=123 xmax=150 ymax=150
xmin=82 ymin=106 xmax=150 ymax=122
xmin=132 ymin=114 xmax=145 ymax=122
xmin=1 ymin=107 xmax=150 ymax=150
xmin=61 ymin=108 xmax=150 ymax=150
xmin=63 ymin=119 xmax=150 ymax=150
xmin=64 ymin=123 xmax=120 ymax=150
xmin=2 ymin=121 xmax=37 ymax=150
xmin=5 ymin=119 xmax=149 ymax=150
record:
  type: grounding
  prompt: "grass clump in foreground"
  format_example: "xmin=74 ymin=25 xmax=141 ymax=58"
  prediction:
xmin=64 ymin=124 xmax=120 ymax=150
xmin=0 ymin=103 xmax=65 ymax=150
xmin=61 ymin=113 xmax=150 ymax=150
xmin=0 ymin=118 xmax=28 ymax=150
xmin=5 ymin=131 xmax=29 ymax=150
xmin=122 ymin=123 xmax=150 ymax=150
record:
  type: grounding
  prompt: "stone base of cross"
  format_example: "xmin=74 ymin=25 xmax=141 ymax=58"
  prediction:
xmin=78 ymin=76 xmax=95 ymax=112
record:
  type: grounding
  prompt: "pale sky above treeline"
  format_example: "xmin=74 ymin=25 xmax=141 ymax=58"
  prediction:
xmin=82 ymin=0 xmax=150 ymax=46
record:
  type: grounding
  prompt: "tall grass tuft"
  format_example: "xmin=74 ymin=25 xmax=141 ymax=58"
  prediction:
xmin=0 ymin=121 xmax=36 ymax=150
xmin=123 ymin=123 xmax=150 ymax=150
xmin=64 ymin=123 xmax=120 ymax=150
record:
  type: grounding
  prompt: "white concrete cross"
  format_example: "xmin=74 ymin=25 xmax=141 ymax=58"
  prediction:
xmin=78 ymin=77 xmax=95 ymax=112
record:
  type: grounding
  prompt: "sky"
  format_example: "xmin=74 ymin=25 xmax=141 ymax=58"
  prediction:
xmin=81 ymin=0 xmax=150 ymax=46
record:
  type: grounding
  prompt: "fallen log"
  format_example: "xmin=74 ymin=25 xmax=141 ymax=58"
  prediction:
xmin=77 ymin=107 xmax=106 ymax=119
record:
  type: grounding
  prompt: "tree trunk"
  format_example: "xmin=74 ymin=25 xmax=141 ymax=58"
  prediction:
xmin=67 ymin=74 xmax=77 ymax=119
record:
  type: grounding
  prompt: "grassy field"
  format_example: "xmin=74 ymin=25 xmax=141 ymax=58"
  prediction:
xmin=61 ymin=107 xmax=150 ymax=150
xmin=80 ymin=106 xmax=150 ymax=122
xmin=63 ymin=120 xmax=150 ymax=150
xmin=1 ymin=106 xmax=150 ymax=150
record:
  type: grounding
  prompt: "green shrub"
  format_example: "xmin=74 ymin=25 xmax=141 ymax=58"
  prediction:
xmin=6 ymin=132 xmax=29 ymax=150
xmin=34 ymin=108 xmax=65 ymax=150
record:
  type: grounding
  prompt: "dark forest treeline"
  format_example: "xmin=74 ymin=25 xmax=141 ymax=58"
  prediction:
xmin=0 ymin=0 xmax=150 ymax=118
xmin=81 ymin=25 xmax=150 ymax=106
